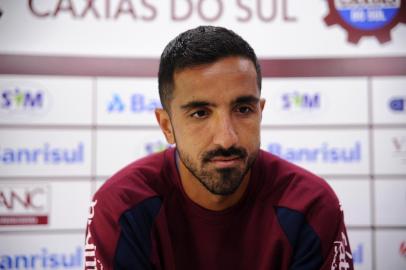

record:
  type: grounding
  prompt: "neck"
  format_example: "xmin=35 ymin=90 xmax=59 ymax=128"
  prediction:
xmin=177 ymin=154 xmax=250 ymax=211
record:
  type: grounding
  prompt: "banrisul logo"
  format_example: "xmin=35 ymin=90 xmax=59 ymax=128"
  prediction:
xmin=267 ymin=142 xmax=361 ymax=163
xmin=0 ymin=247 xmax=82 ymax=269
xmin=352 ymin=244 xmax=364 ymax=264
xmin=389 ymin=96 xmax=405 ymax=112
xmin=107 ymin=93 xmax=161 ymax=113
xmin=325 ymin=0 xmax=406 ymax=43
xmin=0 ymin=81 xmax=51 ymax=116
xmin=0 ymin=143 xmax=84 ymax=165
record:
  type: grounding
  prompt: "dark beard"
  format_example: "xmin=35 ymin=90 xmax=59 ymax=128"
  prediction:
xmin=177 ymin=146 xmax=257 ymax=196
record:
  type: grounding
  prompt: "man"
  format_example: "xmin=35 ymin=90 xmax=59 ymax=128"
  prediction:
xmin=85 ymin=26 xmax=354 ymax=270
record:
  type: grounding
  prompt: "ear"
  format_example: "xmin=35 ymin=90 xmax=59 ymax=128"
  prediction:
xmin=259 ymin=98 xmax=266 ymax=121
xmin=260 ymin=98 xmax=266 ymax=112
xmin=155 ymin=108 xmax=175 ymax=144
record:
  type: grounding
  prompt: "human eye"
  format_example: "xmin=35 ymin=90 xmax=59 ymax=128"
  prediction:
xmin=235 ymin=105 xmax=254 ymax=115
xmin=190 ymin=109 xmax=209 ymax=119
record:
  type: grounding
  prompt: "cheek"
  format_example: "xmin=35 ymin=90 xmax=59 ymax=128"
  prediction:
xmin=238 ymin=123 xmax=261 ymax=145
xmin=174 ymin=126 xmax=206 ymax=153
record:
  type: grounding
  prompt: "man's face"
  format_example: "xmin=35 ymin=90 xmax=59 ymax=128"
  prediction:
xmin=157 ymin=56 xmax=264 ymax=196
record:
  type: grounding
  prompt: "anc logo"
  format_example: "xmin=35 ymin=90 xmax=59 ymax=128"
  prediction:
xmin=324 ymin=0 xmax=406 ymax=43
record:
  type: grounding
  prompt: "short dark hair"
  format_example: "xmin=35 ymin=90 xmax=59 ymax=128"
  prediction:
xmin=158 ymin=25 xmax=262 ymax=111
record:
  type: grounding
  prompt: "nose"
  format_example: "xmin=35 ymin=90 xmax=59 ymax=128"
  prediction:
xmin=212 ymin=114 xmax=238 ymax=149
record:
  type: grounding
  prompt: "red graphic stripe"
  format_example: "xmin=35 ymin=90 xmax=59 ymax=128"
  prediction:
xmin=0 ymin=54 xmax=405 ymax=77
xmin=0 ymin=215 xmax=48 ymax=225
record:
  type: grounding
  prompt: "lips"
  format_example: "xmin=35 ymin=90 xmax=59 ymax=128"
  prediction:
xmin=209 ymin=156 xmax=242 ymax=168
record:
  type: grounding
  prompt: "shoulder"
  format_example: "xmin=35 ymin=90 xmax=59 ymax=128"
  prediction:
xmin=86 ymin=149 xmax=176 ymax=269
xmin=257 ymin=149 xmax=340 ymax=215
xmin=93 ymin=148 xmax=176 ymax=220
xmin=257 ymin=151 xmax=352 ymax=269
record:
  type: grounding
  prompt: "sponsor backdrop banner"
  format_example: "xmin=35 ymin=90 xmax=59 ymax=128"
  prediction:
xmin=1 ymin=0 xmax=406 ymax=57
xmin=1 ymin=1 xmax=406 ymax=269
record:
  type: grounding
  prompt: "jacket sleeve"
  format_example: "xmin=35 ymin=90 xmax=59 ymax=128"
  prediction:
xmin=283 ymin=188 xmax=354 ymax=270
xmin=84 ymin=196 xmax=121 ymax=270
xmin=84 ymin=194 xmax=161 ymax=270
xmin=304 ymin=180 xmax=354 ymax=270
xmin=319 ymin=208 xmax=354 ymax=270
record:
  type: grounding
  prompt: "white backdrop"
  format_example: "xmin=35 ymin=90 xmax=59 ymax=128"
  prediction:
xmin=1 ymin=1 xmax=406 ymax=269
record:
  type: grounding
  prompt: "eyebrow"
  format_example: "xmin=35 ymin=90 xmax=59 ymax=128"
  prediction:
xmin=180 ymin=100 xmax=213 ymax=111
xmin=233 ymin=95 xmax=260 ymax=105
xmin=180 ymin=95 xmax=260 ymax=111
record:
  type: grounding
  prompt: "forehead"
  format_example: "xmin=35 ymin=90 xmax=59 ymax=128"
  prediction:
xmin=171 ymin=57 xmax=259 ymax=105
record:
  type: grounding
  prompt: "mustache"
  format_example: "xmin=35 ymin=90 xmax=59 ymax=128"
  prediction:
xmin=202 ymin=147 xmax=247 ymax=163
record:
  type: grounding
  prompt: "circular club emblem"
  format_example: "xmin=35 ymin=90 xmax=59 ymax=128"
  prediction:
xmin=324 ymin=0 xmax=406 ymax=43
